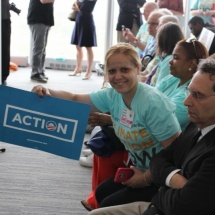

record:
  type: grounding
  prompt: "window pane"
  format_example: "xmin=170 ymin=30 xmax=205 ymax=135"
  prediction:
xmin=10 ymin=0 xmax=119 ymax=63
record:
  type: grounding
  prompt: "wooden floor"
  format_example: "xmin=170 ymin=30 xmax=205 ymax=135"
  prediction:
xmin=0 ymin=67 xmax=104 ymax=215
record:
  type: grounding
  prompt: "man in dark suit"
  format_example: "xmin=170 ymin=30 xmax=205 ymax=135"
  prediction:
xmin=117 ymin=0 xmax=146 ymax=43
xmin=87 ymin=58 xmax=215 ymax=215
xmin=143 ymin=57 xmax=215 ymax=215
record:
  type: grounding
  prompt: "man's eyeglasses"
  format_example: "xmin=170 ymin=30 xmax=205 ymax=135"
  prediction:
xmin=186 ymin=38 xmax=199 ymax=63
xmin=148 ymin=22 xmax=158 ymax=26
xmin=185 ymin=87 xmax=215 ymax=100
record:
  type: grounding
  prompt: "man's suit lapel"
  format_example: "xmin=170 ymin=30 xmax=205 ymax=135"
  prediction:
xmin=182 ymin=128 xmax=215 ymax=173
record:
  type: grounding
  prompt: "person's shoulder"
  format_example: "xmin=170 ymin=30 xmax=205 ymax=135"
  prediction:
xmin=161 ymin=74 xmax=175 ymax=82
xmin=103 ymin=87 xmax=121 ymax=99
xmin=164 ymin=54 xmax=173 ymax=61
xmin=138 ymin=22 xmax=148 ymax=31
xmin=138 ymin=82 xmax=167 ymax=98
xmin=138 ymin=82 xmax=153 ymax=91
xmin=156 ymin=74 xmax=175 ymax=89
xmin=90 ymin=87 xmax=120 ymax=105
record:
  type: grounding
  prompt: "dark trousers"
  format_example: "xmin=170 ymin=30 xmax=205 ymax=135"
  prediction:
xmin=29 ymin=24 xmax=50 ymax=75
xmin=95 ymin=176 xmax=160 ymax=208
xmin=1 ymin=19 xmax=11 ymax=83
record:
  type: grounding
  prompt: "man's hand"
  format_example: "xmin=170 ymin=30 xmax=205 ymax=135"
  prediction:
xmin=124 ymin=29 xmax=136 ymax=42
xmin=169 ymin=173 xmax=188 ymax=189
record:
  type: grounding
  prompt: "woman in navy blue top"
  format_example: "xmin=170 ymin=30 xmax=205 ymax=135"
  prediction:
xmin=69 ymin=0 xmax=97 ymax=80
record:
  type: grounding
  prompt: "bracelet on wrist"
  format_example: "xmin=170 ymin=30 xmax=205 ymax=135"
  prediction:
xmin=133 ymin=39 xmax=138 ymax=45
xmin=143 ymin=173 xmax=151 ymax=186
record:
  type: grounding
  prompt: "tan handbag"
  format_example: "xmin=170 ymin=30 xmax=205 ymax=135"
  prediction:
xmin=68 ymin=9 xmax=77 ymax=21
xmin=68 ymin=2 xmax=78 ymax=21
xmin=40 ymin=0 xmax=55 ymax=4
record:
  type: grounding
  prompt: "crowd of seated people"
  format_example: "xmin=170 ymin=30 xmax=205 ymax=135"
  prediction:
xmin=81 ymin=38 xmax=209 ymax=213
xmin=78 ymin=1 xmax=215 ymax=213
xmin=139 ymin=14 xmax=180 ymax=82
xmin=87 ymin=57 xmax=215 ymax=215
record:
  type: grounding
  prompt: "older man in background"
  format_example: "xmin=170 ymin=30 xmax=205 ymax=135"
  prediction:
xmin=123 ymin=1 xmax=159 ymax=56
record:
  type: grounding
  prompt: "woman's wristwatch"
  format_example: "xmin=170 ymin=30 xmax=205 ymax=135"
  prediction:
xmin=133 ymin=39 xmax=138 ymax=46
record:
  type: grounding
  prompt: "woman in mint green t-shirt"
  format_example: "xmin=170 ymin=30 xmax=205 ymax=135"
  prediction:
xmin=156 ymin=39 xmax=208 ymax=131
xmin=32 ymin=43 xmax=180 ymax=207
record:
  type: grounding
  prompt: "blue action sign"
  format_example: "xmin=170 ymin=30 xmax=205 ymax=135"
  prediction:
xmin=0 ymin=85 xmax=91 ymax=160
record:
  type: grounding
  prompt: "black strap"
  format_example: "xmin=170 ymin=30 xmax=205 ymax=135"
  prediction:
xmin=101 ymin=126 xmax=125 ymax=151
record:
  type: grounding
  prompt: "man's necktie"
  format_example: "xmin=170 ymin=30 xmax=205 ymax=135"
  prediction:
xmin=191 ymin=130 xmax=202 ymax=147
